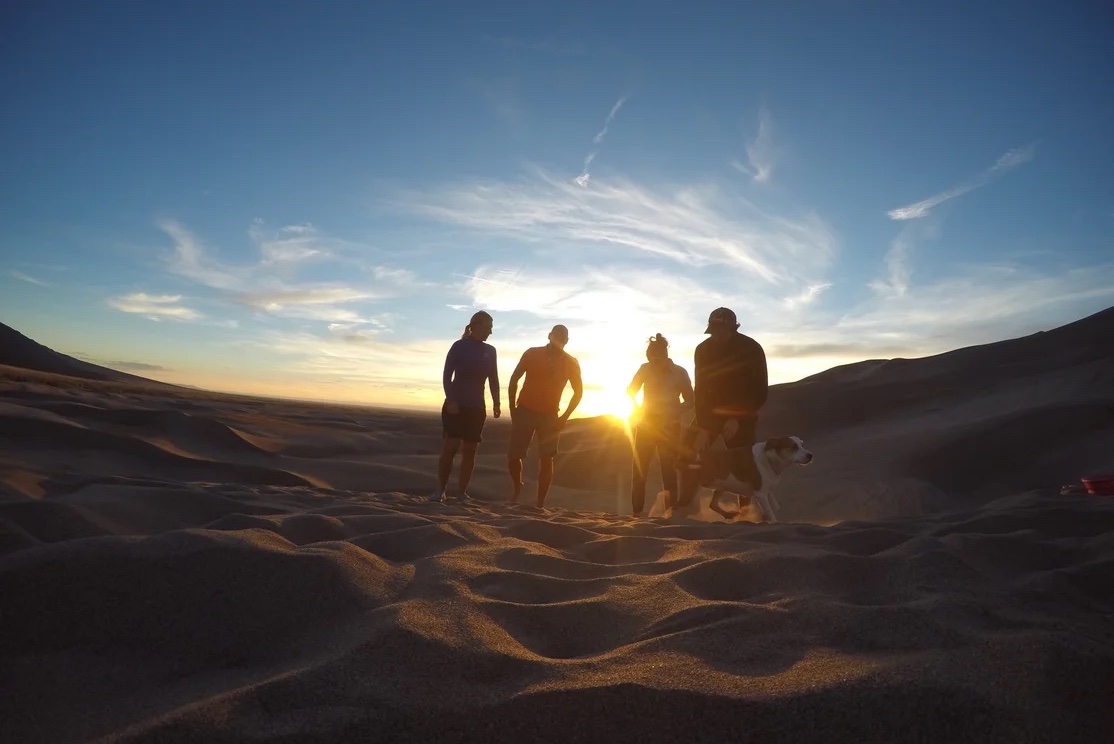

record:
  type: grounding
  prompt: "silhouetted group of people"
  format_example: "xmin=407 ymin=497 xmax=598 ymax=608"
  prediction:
xmin=434 ymin=307 xmax=767 ymax=515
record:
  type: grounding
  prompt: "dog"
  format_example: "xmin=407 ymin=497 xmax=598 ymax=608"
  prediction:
xmin=652 ymin=435 xmax=813 ymax=523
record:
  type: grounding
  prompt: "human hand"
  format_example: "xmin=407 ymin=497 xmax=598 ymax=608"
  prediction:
xmin=556 ymin=417 xmax=567 ymax=432
xmin=509 ymin=405 xmax=517 ymax=420
xmin=493 ymin=406 xmax=501 ymax=419
xmin=721 ymin=419 xmax=739 ymax=441
xmin=444 ymin=400 xmax=459 ymax=415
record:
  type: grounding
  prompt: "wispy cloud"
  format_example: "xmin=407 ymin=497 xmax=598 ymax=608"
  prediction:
xmin=592 ymin=96 xmax=627 ymax=145
xmin=397 ymin=167 xmax=836 ymax=286
xmin=731 ymin=106 xmax=776 ymax=183
xmin=868 ymin=223 xmax=936 ymax=299
xmin=9 ymin=270 xmax=50 ymax=287
xmin=765 ymin=262 xmax=1114 ymax=373
xmin=108 ymin=292 xmax=201 ymax=321
xmin=463 ymin=264 xmax=727 ymax=330
xmin=576 ymin=96 xmax=627 ymax=186
xmin=250 ymin=220 xmax=332 ymax=266
xmin=107 ymin=360 xmax=168 ymax=372
xmin=157 ymin=220 xmax=414 ymax=323
xmin=888 ymin=142 xmax=1037 ymax=220
xmin=782 ymin=283 xmax=831 ymax=310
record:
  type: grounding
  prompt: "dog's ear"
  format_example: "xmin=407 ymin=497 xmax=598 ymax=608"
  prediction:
xmin=764 ymin=436 xmax=793 ymax=452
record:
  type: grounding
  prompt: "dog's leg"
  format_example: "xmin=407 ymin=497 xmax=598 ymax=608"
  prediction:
xmin=753 ymin=490 xmax=777 ymax=523
xmin=708 ymin=490 xmax=739 ymax=521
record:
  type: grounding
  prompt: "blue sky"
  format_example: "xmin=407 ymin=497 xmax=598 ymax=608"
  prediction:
xmin=2 ymin=1 xmax=1112 ymax=417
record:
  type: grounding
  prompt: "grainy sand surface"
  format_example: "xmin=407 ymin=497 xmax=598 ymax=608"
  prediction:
xmin=2 ymin=307 xmax=1112 ymax=743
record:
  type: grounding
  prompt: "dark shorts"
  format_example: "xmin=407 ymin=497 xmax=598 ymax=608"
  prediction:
xmin=723 ymin=416 xmax=757 ymax=450
xmin=442 ymin=404 xmax=487 ymax=443
xmin=678 ymin=417 xmax=757 ymax=464
xmin=508 ymin=407 xmax=561 ymax=459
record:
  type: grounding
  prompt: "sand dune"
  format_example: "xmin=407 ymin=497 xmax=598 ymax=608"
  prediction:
xmin=1 ymin=309 xmax=1113 ymax=742
xmin=0 ymin=324 xmax=177 ymax=386
xmin=2 ymin=479 xmax=1113 ymax=743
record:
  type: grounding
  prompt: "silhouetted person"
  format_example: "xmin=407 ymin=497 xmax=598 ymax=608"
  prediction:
xmin=507 ymin=324 xmax=583 ymax=507
xmin=434 ymin=311 xmax=500 ymax=502
xmin=626 ymin=333 xmax=693 ymax=516
xmin=686 ymin=307 xmax=768 ymax=489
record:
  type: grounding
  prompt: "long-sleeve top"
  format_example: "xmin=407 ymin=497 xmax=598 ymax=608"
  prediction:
xmin=627 ymin=361 xmax=693 ymax=420
xmin=443 ymin=339 xmax=500 ymax=411
xmin=693 ymin=332 xmax=768 ymax=433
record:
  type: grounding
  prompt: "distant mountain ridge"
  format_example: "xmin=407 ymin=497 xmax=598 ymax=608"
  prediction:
xmin=0 ymin=322 xmax=171 ymax=386
xmin=757 ymin=304 xmax=1114 ymax=516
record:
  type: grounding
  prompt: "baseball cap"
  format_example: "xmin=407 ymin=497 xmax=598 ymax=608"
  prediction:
xmin=704 ymin=307 xmax=737 ymax=333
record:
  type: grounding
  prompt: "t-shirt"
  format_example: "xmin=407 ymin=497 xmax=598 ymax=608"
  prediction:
xmin=628 ymin=361 xmax=692 ymax=419
xmin=515 ymin=345 xmax=580 ymax=415
xmin=443 ymin=339 xmax=500 ymax=411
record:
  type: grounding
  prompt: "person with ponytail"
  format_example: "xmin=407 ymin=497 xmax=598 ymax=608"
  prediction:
xmin=625 ymin=333 xmax=694 ymax=516
xmin=433 ymin=310 xmax=500 ymax=502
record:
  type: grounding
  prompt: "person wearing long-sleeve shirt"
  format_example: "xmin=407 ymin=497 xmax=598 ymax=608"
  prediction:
xmin=433 ymin=311 xmax=500 ymax=502
xmin=626 ymin=333 xmax=693 ymax=516
xmin=693 ymin=307 xmax=768 ymax=451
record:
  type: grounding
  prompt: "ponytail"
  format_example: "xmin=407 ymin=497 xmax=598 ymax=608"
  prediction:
xmin=646 ymin=333 xmax=669 ymax=360
xmin=462 ymin=310 xmax=493 ymax=340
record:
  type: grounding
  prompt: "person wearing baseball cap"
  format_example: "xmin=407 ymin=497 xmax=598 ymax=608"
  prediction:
xmin=687 ymin=306 xmax=768 ymax=468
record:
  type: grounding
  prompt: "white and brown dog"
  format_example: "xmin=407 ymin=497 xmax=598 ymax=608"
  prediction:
xmin=650 ymin=435 xmax=813 ymax=523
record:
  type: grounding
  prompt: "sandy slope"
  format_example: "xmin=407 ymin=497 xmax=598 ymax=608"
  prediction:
xmin=1 ymin=308 xmax=1112 ymax=742
xmin=1 ymin=375 xmax=1112 ymax=743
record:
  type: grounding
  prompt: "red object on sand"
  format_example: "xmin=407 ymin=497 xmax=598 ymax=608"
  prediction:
xmin=1081 ymin=473 xmax=1114 ymax=496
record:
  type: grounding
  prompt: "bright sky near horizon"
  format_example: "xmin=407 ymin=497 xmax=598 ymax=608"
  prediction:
xmin=2 ymin=1 xmax=1113 ymax=417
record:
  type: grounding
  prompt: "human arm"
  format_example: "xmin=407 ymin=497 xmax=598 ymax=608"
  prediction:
xmin=507 ymin=353 xmax=529 ymax=418
xmin=626 ymin=366 xmax=645 ymax=400
xmin=678 ymin=366 xmax=694 ymax=411
xmin=751 ymin=341 xmax=769 ymax=412
xmin=559 ymin=359 xmax=583 ymax=426
xmin=626 ymin=365 xmax=645 ymax=403
xmin=442 ymin=342 xmax=459 ymax=414
xmin=693 ymin=342 xmax=717 ymax=433
xmin=489 ymin=346 xmax=501 ymax=418
xmin=626 ymin=365 xmax=647 ymax=424
xmin=737 ymin=336 xmax=769 ymax=416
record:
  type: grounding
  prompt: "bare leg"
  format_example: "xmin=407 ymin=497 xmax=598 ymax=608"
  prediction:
xmin=437 ymin=438 xmax=461 ymax=495
xmin=458 ymin=441 xmax=478 ymax=494
xmin=537 ymin=455 xmax=555 ymax=508
xmin=508 ymin=456 xmax=524 ymax=504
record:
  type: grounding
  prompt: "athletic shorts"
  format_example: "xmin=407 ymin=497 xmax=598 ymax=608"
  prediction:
xmin=508 ymin=407 xmax=561 ymax=459
xmin=442 ymin=404 xmax=487 ymax=443
xmin=723 ymin=416 xmax=757 ymax=450
xmin=679 ymin=416 xmax=756 ymax=461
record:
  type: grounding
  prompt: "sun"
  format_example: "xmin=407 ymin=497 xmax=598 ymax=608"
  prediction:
xmin=596 ymin=386 xmax=635 ymax=422
xmin=574 ymin=331 xmax=645 ymax=422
